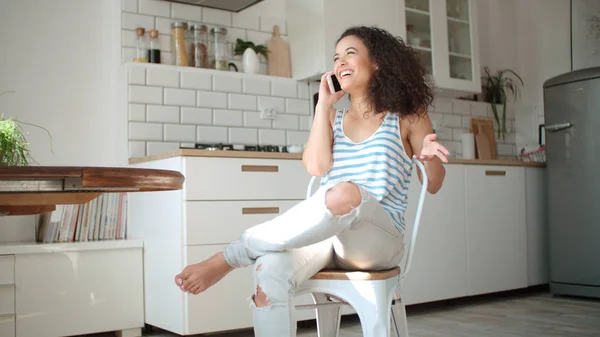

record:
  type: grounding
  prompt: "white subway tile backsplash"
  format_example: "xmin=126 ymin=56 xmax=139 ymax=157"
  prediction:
xmin=498 ymin=144 xmax=515 ymax=156
xmin=470 ymin=102 xmax=488 ymax=117
xmin=297 ymin=82 xmax=309 ymax=99
xmin=229 ymin=127 xmax=257 ymax=144
xmin=202 ymin=8 xmax=232 ymax=26
xmin=181 ymin=72 xmax=211 ymax=90
xmin=258 ymin=96 xmax=285 ymax=113
xmin=122 ymin=12 xmax=155 ymax=30
xmin=197 ymin=91 xmax=227 ymax=108
xmin=213 ymin=109 xmax=243 ymax=126
xmin=259 ymin=129 xmax=286 ymax=145
xmin=462 ymin=116 xmax=471 ymax=129
xmin=452 ymin=128 xmax=468 ymax=141
xmin=443 ymin=114 xmax=462 ymax=128
xmin=128 ymin=67 xmax=146 ymax=84
xmin=129 ymin=122 xmax=162 ymax=140
xmin=232 ymin=11 xmax=260 ymax=30
xmin=164 ymin=124 xmax=196 ymax=142
xmin=452 ymin=100 xmax=470 ymax=115
xmin=122 ymin=29 xmax=137 ymax=48
xmin=155 ymin=17 xmax=171 ymax=34
xmin=138 ymin=0 xmax=170 ymax=17
xmin=286 ymin=98 xmax=310 ymax=115
xmin=164 ymin=88 xmax=196 ymax=106
xmin=287 ymin=131 xmax=309 ymax=145
xmin=181 ymin=107 xmax=212 ymax=125
xmin=226 ymin=27 xmax=247 ymax=44
xmin=229 ymin=94 xmax=257 ymax=110
xmin=273 ymin=114 xmax=299 ymax=130
xmin=122 ymin=0 xmax=138 ymax=13
xmin=129 ymin=141 xmax=146 ymax=158
xmin=147 ymin=105 xmax=179 ymax=123
xmin=147 ymin=142 xmax=180 ymax=156
xmin=431 ymin=98 xmax=453 ymax=113
xmin=244 ymin=111 xmax=272 ymax=128
xmin=435 ymin=128 xmax=453 ymax=141
xmin=247 ymin=30 xmax=272 ymax=47
xmin=129 ymin=85 xmax=162 ymax=104
xmin=428 ymin=112 xmax=444 ymax=127
xmin=129 ymin=104 xmax=146 ymax=121
xmin=147 ymin=68 xmax=179 ymax=87
xmin=243 ymin=78 xmax=270 ymax=95
xmin=299 ymin=116 xmax=312 ymax=131
xmin=260 ymin=17 xmax=286 ymax=34
xmin=197 ymin=126 xmax=227 ymax=143
xmin=170 ymin=2 xmax=202 ymax=21
xmin=271 ymin=80 xmax=297 ymax=98
xmin=214 ymin=74 xmax=242 ymax=93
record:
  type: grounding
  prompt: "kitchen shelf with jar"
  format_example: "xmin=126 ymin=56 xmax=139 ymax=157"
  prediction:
xmin=403 ymin=0 xmax=481 ymax=95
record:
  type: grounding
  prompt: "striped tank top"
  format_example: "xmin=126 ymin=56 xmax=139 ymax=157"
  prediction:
xmin=319 ymin=109 xmax=413 ymax=231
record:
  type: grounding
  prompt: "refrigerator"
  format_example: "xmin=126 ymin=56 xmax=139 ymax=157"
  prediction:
xmin=543 ymin=67 xmax=600 ymax=299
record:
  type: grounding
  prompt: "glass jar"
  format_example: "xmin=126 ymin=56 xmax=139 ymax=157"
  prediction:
xmin=189 ymin=24 xmax=208 ymax=68
xmin=134 ymin=27 xmax=148 ymax=63
xmin=171 ymin=21 xmax=189 ymax=66
xmin=209 ymin=27 xmax=228 ymax=70
xmin=147 ymin=29 xmax=161 ymax=64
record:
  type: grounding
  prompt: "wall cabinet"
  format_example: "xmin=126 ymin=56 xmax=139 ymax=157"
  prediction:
xmin=287 ymin=0 xmax=481 ymax=94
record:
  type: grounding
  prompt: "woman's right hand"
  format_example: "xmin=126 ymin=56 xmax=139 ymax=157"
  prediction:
xmin=317 ymin=71 xmax=345 ymax=109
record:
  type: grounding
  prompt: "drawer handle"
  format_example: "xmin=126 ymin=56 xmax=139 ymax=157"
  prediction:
xmin=242 ymin=207 xmax=280 ymax=215
xmin=485 ymin=170 xmax=506 ymax=176
xmin=241 ymin=165 xmax=279 ymax=172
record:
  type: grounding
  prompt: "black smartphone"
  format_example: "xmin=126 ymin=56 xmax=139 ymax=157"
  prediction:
xmin=326 ymin=74 xmax=342 ymax=94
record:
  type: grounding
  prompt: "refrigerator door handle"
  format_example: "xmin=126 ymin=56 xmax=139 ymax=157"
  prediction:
xmin=545 ymin=122 xmax=573 ymax=132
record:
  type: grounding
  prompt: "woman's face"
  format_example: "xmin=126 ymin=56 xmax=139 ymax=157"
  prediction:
xmin=333 ymin=35 xmax=376 ymax=95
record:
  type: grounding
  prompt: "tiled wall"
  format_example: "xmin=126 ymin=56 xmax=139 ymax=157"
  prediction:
xmin=127 ymin=64 xmax=311 ymax=158
xmin=427 ymin=98 xmax=517 ymax=159
xmin=121 ymin=0 xmax=285 ymax=74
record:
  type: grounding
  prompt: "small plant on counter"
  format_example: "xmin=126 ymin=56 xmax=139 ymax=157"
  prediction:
xmin=481 ymin=66 xmax=524 ymax=140
xmin=234 ymin=38 xmax=270 ymax=59
xmin=0 ymin=91 xmax=53 ymax=166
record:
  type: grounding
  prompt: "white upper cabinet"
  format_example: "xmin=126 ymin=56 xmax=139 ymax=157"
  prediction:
xmin=405 ymin=0 xmax=481 ymax=93
xmin=286 ymin=0 xmax=481 ymax=94
xmin=286 ymin=0 xmax=405 ymax=81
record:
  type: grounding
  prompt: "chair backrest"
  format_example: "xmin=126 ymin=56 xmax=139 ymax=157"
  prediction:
xmin=304 ymin=158 xmax=428 ymax=279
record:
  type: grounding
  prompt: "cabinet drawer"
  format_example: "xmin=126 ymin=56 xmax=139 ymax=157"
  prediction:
xmin=0 ymin=315 xmax=15 ymax=337
xmin=0 ymin=285 xmax=14 ymax=315
xmin=0 ymin=256 xmax=14 ymax=285
xmin=465 ymin=165 xmax=524 ymax=181
xmin=184 ymin=157 xmax=311 ymax=200
xmin=185 ymin=200 xmax=301 ymax=245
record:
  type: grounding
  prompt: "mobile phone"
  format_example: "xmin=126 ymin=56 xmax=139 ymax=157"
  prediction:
xmin=326 ymin=74 xmax=342 ymax=94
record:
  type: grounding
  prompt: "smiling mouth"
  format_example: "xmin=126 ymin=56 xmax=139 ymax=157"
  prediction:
xmin=339 ymin=70 xmax=353 ymax=78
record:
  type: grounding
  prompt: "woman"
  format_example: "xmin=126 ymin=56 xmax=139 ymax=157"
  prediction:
xmin=174 ymin=26 xmax=448 ymax=336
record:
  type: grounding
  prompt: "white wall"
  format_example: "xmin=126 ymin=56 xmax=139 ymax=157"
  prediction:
xmin=477 ymin=0 xmax=571 ymax=152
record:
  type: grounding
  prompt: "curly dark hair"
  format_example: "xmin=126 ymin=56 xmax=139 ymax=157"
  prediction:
xmin=337 ymin=26 xmax=434 ymax=118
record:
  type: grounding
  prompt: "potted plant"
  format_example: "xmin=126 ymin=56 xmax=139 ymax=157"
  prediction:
xmin=481 ymin=66 xmax=524 ymax=140
xmin=0 ymin=91 xmax=53 ymax=166
xmin=234 ymin=38 xmax=269 ymax=74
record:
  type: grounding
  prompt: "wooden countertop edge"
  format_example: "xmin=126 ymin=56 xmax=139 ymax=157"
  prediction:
xmin=128 ymin=149 xmax=546 ymax=168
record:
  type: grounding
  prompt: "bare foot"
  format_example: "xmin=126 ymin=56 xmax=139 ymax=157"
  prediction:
xmin=174 ymin=252 xmax=234 ymax=295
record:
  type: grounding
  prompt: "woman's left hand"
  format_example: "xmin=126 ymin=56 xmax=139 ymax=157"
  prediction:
xmin=415 ymin=134 xmax=449 ymax=163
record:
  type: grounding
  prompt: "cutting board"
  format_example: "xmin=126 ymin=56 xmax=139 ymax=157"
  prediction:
xmin=470 ymin=118 xmax=497 ymax=159
xmin=266 ymin=25 xmax=292 ymax=78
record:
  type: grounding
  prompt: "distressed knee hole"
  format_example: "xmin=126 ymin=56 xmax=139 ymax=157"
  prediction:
xmin=325 ymin=181 xmax=362 ymax=215
xmin=253 ymin=285 xmax=270 ymax=307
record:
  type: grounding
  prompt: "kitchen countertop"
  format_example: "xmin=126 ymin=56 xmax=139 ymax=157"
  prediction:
xmin=128 ymin=149 xmax=546 ymax=168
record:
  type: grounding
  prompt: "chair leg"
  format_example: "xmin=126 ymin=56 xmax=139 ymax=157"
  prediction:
xmin=390 ymin=297 xmax=409 ymax=337
xmin=311 ymin=293 xmax=341 ymax=337
xmin=345 ymin=281 xmax=392 ymax=337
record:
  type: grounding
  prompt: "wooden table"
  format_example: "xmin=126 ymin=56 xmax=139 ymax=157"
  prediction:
xmin=0 ymin=166 xmax=184 ymax=216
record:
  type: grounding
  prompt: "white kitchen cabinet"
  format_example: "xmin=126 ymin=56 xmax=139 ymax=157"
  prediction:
xmin=525 ymin=167 xmax=549 ymax=286
xmin=286 ymin=0 xmax=405 ymax=81
xmin=401 ymin=164 xmax=468 ymax=305
xmin=464 ymin=165 xmax=528 ymax=296
xmin=404 ymin=0 xmax=481 ymax=94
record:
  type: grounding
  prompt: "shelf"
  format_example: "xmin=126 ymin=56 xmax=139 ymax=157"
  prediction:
xmin=0 ymin=239 xmax=143 ymax=255
xmin=123 ymin=62 xmax=297 ymax=82
xmin=405 ymin=8 xmax=430 ymax=17
xmin=447 ymin=17 xmax=469 ymax=25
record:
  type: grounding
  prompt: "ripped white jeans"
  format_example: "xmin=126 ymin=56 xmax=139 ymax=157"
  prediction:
xmin=223 ymin=182 xmax=405 ymax=337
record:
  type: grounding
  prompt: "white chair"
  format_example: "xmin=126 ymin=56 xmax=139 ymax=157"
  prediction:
xmin=294 ymin=158 xmax=429 ymax=337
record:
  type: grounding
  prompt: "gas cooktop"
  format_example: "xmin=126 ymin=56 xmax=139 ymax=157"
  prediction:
xmin=181 ymin=143 xmax=287 ymax=153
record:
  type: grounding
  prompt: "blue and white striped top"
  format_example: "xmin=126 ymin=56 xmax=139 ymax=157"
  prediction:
xmin=319 ymin=109 xmax=413 ymax=231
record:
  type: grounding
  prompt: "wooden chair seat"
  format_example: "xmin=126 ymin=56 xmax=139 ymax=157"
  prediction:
xmin=310 ymin=266 xmax=401 ymax=281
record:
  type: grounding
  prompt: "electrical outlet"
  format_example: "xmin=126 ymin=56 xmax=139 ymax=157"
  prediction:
xmin=260 ymin=106 xmax=276 ymax=120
